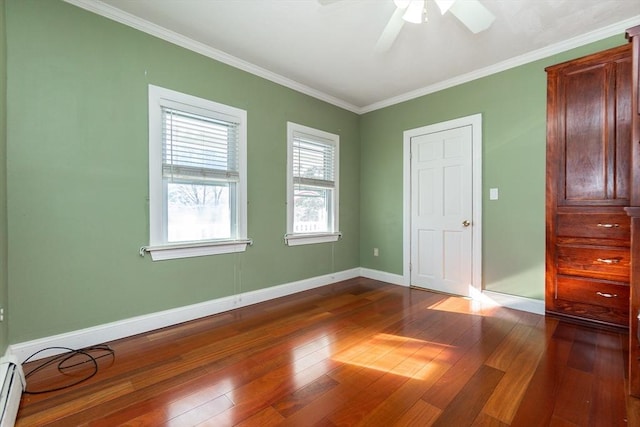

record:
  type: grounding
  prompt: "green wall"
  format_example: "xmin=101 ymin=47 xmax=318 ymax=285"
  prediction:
xmin=0 ymin=0 xmax=8 ymax=353
xmin=5 ymin=0 xmax=360 ymax=343
xmin=2 ymin=0 xmax=633 ymax=345
xmin=359 ymin=35 xmax=628 ymax=300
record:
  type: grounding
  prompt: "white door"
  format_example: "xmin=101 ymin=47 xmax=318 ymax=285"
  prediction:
xmin=410 ymin=124 xmax=473 ymax=296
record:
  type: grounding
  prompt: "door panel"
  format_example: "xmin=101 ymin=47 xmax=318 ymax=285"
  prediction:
xmin=417 ymin=229 xmax=436 ymax=278
xmin=411 ymin=125 xmax=473 ymax=296
xmin=418 ymin=169 xmax=436 ymax=216
xmin=444 ymin=165 xmax=463 ymax=215
xmin=443 ymin=230 xmax=464 ymax=283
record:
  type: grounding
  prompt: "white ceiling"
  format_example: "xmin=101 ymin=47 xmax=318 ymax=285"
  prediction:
xmin=68 ymin=0 xmax=640 ymax=113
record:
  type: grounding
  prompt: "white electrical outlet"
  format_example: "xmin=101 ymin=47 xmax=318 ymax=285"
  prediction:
xmin=490 ymin=188 xmax=499 ymax=200
xmin=373 ymin=248 xmax=379 ymax=257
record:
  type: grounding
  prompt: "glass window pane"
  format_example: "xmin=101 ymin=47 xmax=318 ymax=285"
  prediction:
xmin=293 ymin=185 xmax=332 ymax=233
xmin=167 ymin=182 xmax=232 ymax=242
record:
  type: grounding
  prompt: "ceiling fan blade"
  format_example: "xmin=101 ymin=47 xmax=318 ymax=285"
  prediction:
xmin=449 ymin=0 xmax=495 ymax=33
xmin=433 ymin=0 xmax=456 ymax=15
xmin=375 ymin=7 xmax=406 ymax=53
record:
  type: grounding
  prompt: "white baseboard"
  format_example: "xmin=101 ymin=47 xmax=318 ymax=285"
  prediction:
xmin=8 ymin=268 xmax=545 ymax=363
xmin=360 ymin=269 xmax=544 ymax=316
xmin=359 ymin=268 xmax=406 ymax=286
xmin=478 ymin=290 xmax=545 ymax=315
xmin=9 ymin=268 xmax=360 ymax=363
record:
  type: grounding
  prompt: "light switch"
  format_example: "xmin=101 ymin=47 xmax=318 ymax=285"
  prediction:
xmin=489 ymin=188 xmax=499 ymax=200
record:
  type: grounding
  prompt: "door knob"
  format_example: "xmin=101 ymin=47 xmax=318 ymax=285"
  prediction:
xmin=462 ymin=220 xmax=471 ymax=227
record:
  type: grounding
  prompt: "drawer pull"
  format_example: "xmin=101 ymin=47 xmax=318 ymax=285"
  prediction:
xmin=597 ymin=223 xmax=620 ymax=228
xmin=596 ymin=291 xmax=618 ymax=298
xmin=596 ymin=257 xmax=621 ymax=264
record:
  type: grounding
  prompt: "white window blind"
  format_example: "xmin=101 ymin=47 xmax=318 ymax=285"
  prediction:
xmin=162 ymin=107 xmax=239 ymax=183
xmin=292 ymin=131 xmax=336 ymax=189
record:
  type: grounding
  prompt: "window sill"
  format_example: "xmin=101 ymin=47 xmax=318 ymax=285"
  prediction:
xmin=141 ymin=239 xmax=252 ymax=261
xmin=284 ymin=232 xmax=342 ymax=246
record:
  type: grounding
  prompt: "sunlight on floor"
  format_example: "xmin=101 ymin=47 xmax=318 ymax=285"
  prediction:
xmin=426 ymin=293 xmax=502 ymax=317
xmin=332 ymin=333 xmax=453 ymax=380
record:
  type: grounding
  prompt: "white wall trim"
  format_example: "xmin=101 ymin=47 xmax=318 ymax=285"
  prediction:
xmin=351 ymin=269 xmax=545 ymax=317
xmin=402 ymin=114 xmax=483 ymax=293
xmin=478 ymin=290 xmax=545 ymax=316
xmin=359 ymin=268 xmax=406 ymax=287
xmin=360 ymin=15 xmax=640 ymax=113
xmin=9 ymin=268 xmax=360 ymax=363
xmin=8 ymin=268 xmax=546 ymax=363
xmin=359 ymin=268 xmax=544 ymax=317
xmin=62 ymin=0 xmax=360 ymax=114
xmin=63 ymin=0 xmax=639 ymax=115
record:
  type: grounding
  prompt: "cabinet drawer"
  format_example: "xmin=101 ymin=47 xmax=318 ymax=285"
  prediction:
xmin=556 ymin=212 xmax=630 ymax=240
xmin=550 ymin=299 xmax=628 ymax=327
xmin=556 ymin=245 xmax=630 ymax=281
xmin=556 ymin=275 xmax=629 ymax=311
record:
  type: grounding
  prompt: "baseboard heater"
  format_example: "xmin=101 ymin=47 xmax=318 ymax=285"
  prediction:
xmin=0 ymin=357 xmax=25 ymax=427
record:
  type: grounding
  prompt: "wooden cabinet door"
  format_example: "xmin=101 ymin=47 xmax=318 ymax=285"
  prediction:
xmin=547 ymin=45 xmax=631 ymax=207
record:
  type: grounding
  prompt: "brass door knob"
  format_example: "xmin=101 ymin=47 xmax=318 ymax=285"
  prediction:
xmin=462 ymin=220 xmax=471 ymax=227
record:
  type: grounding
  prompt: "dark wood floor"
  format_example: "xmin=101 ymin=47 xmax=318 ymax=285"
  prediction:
xmin=15 ymin=277 xmax=636 ymax=426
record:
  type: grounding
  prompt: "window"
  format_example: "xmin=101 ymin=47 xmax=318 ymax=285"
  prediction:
xmin=146 ymin=85 xmax=249 ymax=260
xmin=285 ymin=122 xmax=340 ymax=246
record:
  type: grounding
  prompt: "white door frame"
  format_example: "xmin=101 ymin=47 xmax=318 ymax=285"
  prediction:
xmin=402 ymin=113 xmax=483 ymax=295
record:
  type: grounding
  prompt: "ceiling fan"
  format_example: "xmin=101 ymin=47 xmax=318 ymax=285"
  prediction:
xmin=319 ymin=0 xmax=495 ymax=52
xmin=376 ymin=0 xmax=496 ymax=51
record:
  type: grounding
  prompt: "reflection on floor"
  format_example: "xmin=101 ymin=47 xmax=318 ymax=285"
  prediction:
xmin=16 ymin=277 xmax=632 ymax=426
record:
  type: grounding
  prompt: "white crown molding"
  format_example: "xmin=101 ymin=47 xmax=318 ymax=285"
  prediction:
xmin=360 ymin=15 xmax=640 ymax=113
xmin=62 ymin=0 xmax=361 ymax=114
xmin=63 ymin=1 xmax=639 ymax=115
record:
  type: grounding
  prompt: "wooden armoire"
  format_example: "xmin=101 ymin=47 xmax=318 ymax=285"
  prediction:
xmin=625 ymin=24 xmax=640 ymax=398
xmin=545 ymin=44 xmax=632 ymax=328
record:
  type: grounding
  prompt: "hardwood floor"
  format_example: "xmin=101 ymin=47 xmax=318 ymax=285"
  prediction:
xmin=15 ymin=277 xmax=633 ymax=426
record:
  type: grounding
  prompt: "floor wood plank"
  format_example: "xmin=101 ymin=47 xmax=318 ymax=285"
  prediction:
xmin=508 ymin=321 xmax=573 ymax=427
xmin=14 ymin=278 xmax=634 ymax=426
xmin=432 ymin=364 xmax=504 ymax=427
xmin=393 ymin=399 xmax=441 ymax=427
xmin=481 ymin=318 xmax=549 ymax=424
xmin=551 ymin=367 xmax=594 ymax=426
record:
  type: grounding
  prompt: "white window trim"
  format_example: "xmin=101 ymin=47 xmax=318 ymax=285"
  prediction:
xmin=284 ymin=232 xmax=341 ymax=246
xmin=145 ymin=85 xmax=249 ymax=261
xmin=285 ymin=122 xmax=340 ymax=246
